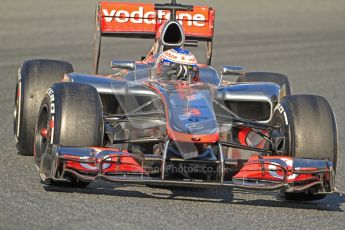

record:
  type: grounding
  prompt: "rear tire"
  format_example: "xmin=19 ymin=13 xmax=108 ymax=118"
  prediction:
xmin=237 ymin=72 xmax=291 ymax=97
xmin=271 ymin=95 xmax=338 ymax=201
xmin=14 ymin=59 xmax=73 ymax=156
xmin=35 ymin=82 xmax=104 ymax=187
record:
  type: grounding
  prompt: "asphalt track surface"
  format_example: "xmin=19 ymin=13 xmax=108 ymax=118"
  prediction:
xmin=1 ymin=0 xmax=345 ymax=229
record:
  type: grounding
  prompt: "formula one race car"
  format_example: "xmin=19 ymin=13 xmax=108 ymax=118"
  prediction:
xmin=14 ymin=0 xmax=338 ymax=201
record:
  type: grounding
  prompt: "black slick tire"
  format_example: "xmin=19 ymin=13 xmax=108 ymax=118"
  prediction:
xmin=14 ymin=59 xmax=73 ymax=155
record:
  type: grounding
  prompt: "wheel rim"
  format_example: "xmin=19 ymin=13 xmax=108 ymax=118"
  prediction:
xmin=34 ymin=105 xmax=50 ymax=166
xmin=270 ymin=112 xmax=290 ymax=156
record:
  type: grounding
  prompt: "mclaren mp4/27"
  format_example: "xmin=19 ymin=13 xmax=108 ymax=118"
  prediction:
xmin=14 ymin=1 xmax=338 ymax=201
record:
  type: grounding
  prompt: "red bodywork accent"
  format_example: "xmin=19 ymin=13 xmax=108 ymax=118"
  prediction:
xmin=233 ymin=156 xmax=320 ymax=183
xmin=238 ymin=128 xmax=249 ymax=145
xmin=64 ymin=150 xmax=146 ymax=174
xmin=98 ymin=2 xmax=215 ymax=39
xmin=238 ymin=128 xmax=267 ymax=149
xmin=167 ymin=131 xmax=218 ymax=143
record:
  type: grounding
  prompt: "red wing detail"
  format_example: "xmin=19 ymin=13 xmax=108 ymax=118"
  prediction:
xmin=233 ymin=156 xmax=320 ymax=183
xmin=98 ymin=2 xmax=215 ymax=38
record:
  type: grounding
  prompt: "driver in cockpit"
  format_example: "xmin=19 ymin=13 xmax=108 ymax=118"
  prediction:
xmin=154 ymin=47 xmax=200 ymax=81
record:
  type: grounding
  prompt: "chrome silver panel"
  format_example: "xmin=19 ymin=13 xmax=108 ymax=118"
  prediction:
xmin=221 ymin=65 xmax=245 ymax=76
xmin=111 ymin=60 xmax=135 ymax=70
xmin=217 ymin=82 xmax=280 ymax=123
xmin=66 ymin=73 xmax=157 ymax=96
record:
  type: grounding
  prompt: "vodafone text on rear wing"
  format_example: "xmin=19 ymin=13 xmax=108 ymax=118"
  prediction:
xmin=93 ymin=1 xmax=215 ymax=74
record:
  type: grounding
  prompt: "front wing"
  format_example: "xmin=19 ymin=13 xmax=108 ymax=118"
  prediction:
xmin=40 ymin=146 xmax=336 ymax=194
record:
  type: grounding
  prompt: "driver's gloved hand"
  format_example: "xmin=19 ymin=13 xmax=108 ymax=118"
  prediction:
xmin=175 ymin=64 xmax=188 ymax=80
xmin=167 ymin=63 xmax=188 ymax=80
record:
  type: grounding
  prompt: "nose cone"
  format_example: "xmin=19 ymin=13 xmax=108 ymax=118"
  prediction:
xmin=157 ymin=82 xmax=219 ymax=143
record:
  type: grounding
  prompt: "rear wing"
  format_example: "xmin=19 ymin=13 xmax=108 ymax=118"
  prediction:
xmin=94 ymin=1 xmax=215 ymax=74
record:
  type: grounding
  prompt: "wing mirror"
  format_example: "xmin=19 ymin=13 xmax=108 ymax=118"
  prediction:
xmin=221 ymin=65 xmax=245 ymax=76
xmin=111 ymin=60 xmax=136 ymax=71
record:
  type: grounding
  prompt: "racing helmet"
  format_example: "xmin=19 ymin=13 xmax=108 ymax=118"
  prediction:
xmin=156 ymin=48 xmax=199 ymax=81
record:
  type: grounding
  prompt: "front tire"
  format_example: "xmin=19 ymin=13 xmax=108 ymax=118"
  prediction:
xmin=35 ymin=82 xmax=104 ymax=187
xmin=14 ymin=59 xmax=73 ymax=156
xmin=271 ymin=95 xmax=338 ymax=201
